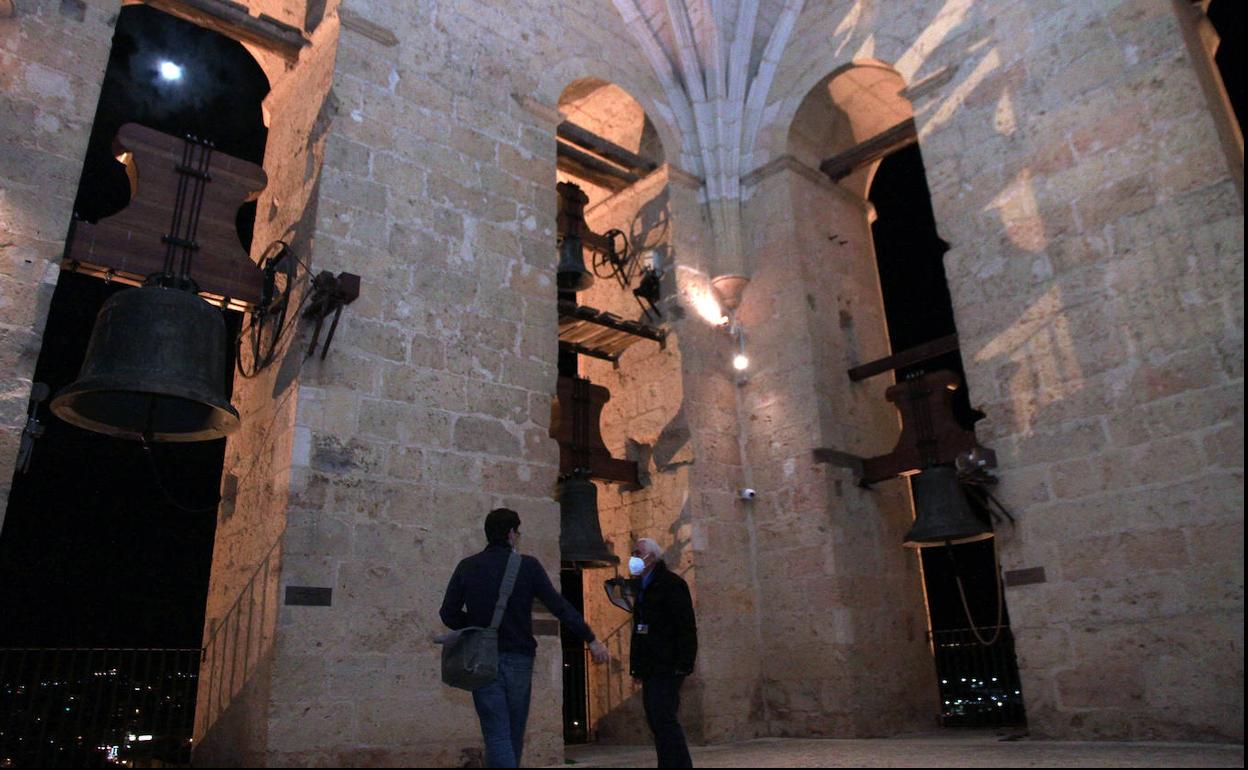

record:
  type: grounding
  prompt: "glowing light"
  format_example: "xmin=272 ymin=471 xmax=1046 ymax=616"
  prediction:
xmin=732 ymin=353 xmax=750 ymax=371
xmin=688 ymin=285 xmax=729 ymax=326
xmin=159 ymin=61 xmax=184 ymax=81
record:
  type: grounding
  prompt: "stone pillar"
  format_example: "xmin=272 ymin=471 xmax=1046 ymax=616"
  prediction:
xmin=735 ymin=159 xmax=936 ymax=736
xmin=192 ymin=3 xmax=345 ymax=765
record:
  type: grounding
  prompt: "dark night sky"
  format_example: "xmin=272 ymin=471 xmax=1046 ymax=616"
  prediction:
xmin=0 ymin=6 xmax=266 ymax=648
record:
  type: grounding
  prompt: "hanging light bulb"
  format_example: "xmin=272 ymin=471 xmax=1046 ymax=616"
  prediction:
xmin=730 ymin=316 xmax=749 ymax=373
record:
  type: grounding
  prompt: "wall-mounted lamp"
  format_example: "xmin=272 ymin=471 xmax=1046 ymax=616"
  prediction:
xmin=713 ymin=275 xmax=751 ymax=377
xmin=710 ymin=274 xmax=749 ymax=313
xmin=731 ymin=319 xmax=749 ymax=368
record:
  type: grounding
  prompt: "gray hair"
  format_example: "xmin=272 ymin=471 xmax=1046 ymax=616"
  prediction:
xmin=635 ymin=537 xmax=662 ymax=560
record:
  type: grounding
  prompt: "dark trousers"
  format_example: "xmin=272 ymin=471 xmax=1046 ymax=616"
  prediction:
xmin=642 ymin=676 xmax=692 ymax=768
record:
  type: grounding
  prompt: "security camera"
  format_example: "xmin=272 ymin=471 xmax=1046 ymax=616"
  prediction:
xmin=737 ymin=488 xmax=757 ymax=500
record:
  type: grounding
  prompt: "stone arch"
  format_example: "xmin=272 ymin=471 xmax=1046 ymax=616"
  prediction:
xmin=751 ymin=0 xmax=960 ymax=171
xmin=534 ymin=57 xmax=681 ymax=171
xmin=786 ymin=59 xmax=912 ymax=199
xmin=555 ymin=77 xmax=668 ymax=210
xmin=559 ymin=78 xmax=666 ymax=164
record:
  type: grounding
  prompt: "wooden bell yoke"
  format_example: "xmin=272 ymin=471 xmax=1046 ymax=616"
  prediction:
xmin=65 ymin=123 xmax=267 ymax=307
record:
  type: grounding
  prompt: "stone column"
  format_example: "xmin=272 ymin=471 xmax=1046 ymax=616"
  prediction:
xmin=733 ymin=159 xmax=936 ymax=736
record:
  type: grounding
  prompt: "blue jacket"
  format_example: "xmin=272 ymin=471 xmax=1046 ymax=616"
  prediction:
xmin=440 ymin=543 xmax=596 ymax=656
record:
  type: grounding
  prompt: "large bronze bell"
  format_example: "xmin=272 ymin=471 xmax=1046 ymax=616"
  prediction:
xmin=559 ymin=471 xmax=618 ymax=567
xmin=556 ymin=232 xmax=593 ymax=292
xmin=902 ymin=465 xmax=993 ymax=548
xmin=50 ymin=285 xmax=240 ymax=442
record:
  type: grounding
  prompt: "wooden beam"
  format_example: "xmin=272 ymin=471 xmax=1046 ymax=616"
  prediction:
xmin=847 ymin=333 xmax=960 ymax=382
xmin=819 ymin=118 xmax=918 ymax=181
xmin=557 ymin=121 xmax=658 ymax=173
xmin=139 ymin=0 xmax=309 ymax=62
xmin=556 ymin=140 xmax=638 ymax=189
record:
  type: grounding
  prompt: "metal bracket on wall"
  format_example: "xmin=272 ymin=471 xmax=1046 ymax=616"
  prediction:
xmin=811 ymin=447 xmax=868 ymax=485
xmin=303 ymin=271 xmax=361 ymax=360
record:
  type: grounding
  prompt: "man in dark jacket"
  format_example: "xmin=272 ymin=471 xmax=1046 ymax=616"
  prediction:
xmin=441 ymin=508 xmax=608 ymax=768
xmin=629 ymin=537 xmax=697 ymax=768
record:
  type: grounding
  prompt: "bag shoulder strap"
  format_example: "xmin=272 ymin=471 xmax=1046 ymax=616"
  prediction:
xmin=488 ymin=552 xmax=522 ymax=630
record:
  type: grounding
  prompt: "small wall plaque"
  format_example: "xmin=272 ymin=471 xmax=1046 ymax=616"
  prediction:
xmin=1004 ymin=567 xmax=1047 ymax=587
xmin=285 ymin=586 xmax=333 ymax=606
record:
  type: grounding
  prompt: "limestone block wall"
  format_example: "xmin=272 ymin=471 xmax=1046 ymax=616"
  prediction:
xmin=736 ymin=162 xmax=935 ymax=736
xmin=0 ymin=0 xmax=120 ymax=528
xmin=192 ymin=0 xmax=344 ymax=763
xmin=195 ymin=0 xmax=690 ymax=764
xmin=662 ymin=173 xmax=762 ymax=742
xmin=760 ymin=0 xmax=1244 ymax=742
xmin=572 ymin=163 xmax=758 ymax=744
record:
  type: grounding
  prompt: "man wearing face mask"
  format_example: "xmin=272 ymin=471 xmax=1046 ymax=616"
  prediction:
xmin=628 ymin=537 xmax=697 ymax=768
xmin=441 ymin=508 xmax=609 ymax=768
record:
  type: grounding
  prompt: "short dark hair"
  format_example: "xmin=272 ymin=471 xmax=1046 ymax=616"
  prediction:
xmin=485 ymin=508 xmax=521 ymax=544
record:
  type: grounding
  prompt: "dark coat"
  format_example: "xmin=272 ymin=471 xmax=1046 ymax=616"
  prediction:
xmin=440 ymin=543 xmax=596 ymax=656
xmin=629 ymin=561 xmax=697 ymax=678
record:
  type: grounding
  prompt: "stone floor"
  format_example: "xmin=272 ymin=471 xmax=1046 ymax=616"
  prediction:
xmin=556 ymin=733 xmax=1245 ymax=768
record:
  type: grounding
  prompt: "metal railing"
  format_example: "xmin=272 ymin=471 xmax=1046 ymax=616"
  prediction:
xmin=195 ymin=537 xmax=280 ymax=739
xmin=0 ymin=647 xmax=200 ymax=768
xmin=929 ymin=626 xmax=1026 ymax=729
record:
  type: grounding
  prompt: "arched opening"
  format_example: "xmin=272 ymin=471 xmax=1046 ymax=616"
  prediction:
xmin=0 ymin=7 xmax=269 ymax=766
xmin=551 ymin=78 xmax=678 ymax=746
xmin=789 ymin=61 xmax=1025 ymax=730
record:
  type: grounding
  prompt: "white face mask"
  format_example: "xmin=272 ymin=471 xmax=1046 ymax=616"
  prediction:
xmin=628 ymin=556 xmax=647 ymax=576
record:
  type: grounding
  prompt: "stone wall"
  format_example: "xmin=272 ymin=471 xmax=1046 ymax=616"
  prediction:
xmin=211 ymin=0 xmax=691 ymax=763
xmin=192 ymin=0 xmax=343 ymax=762
xmin=576 ymin=167 xmax=689 ymax=742
xmin=737 ymin=160 xmax=936 ymax=736
xmin=761 ymin=0 xmax=1244 ymax=742
xmin=1 ymin=0 xmax=1242 ymax=762
xmin=0 ymin=0 xmax=120 ymax=529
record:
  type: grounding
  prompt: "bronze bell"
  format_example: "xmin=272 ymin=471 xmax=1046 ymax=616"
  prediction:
xmin=50 ymin=285 xmax=240 ymax=442
xmin=556 ymin=232 xmax=594 ymax=292
xmin=558 ymin=471 xmax=618 ymax=567
xmin=902 ymin=465 xmax=993 ymax=548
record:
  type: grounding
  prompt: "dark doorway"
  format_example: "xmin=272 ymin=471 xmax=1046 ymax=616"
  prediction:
xmin=869 ymin=144 xmax=1026 ymax=729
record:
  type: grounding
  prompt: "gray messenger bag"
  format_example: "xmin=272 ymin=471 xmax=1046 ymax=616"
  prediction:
xmin=438 ymin=551 xmax=521 ymax=691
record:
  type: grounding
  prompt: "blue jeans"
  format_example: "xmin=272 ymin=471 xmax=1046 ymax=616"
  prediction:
xmin=472 ymin=652 xmax=534 ymax=768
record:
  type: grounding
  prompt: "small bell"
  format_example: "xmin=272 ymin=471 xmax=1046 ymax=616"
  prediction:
xmin=556 ymin=232 xmax=594 ymax=292
xmin=902 ymin=465 xmax=993 ymax=548
xmin=558 ymin=470 xmax=618 ymax=567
